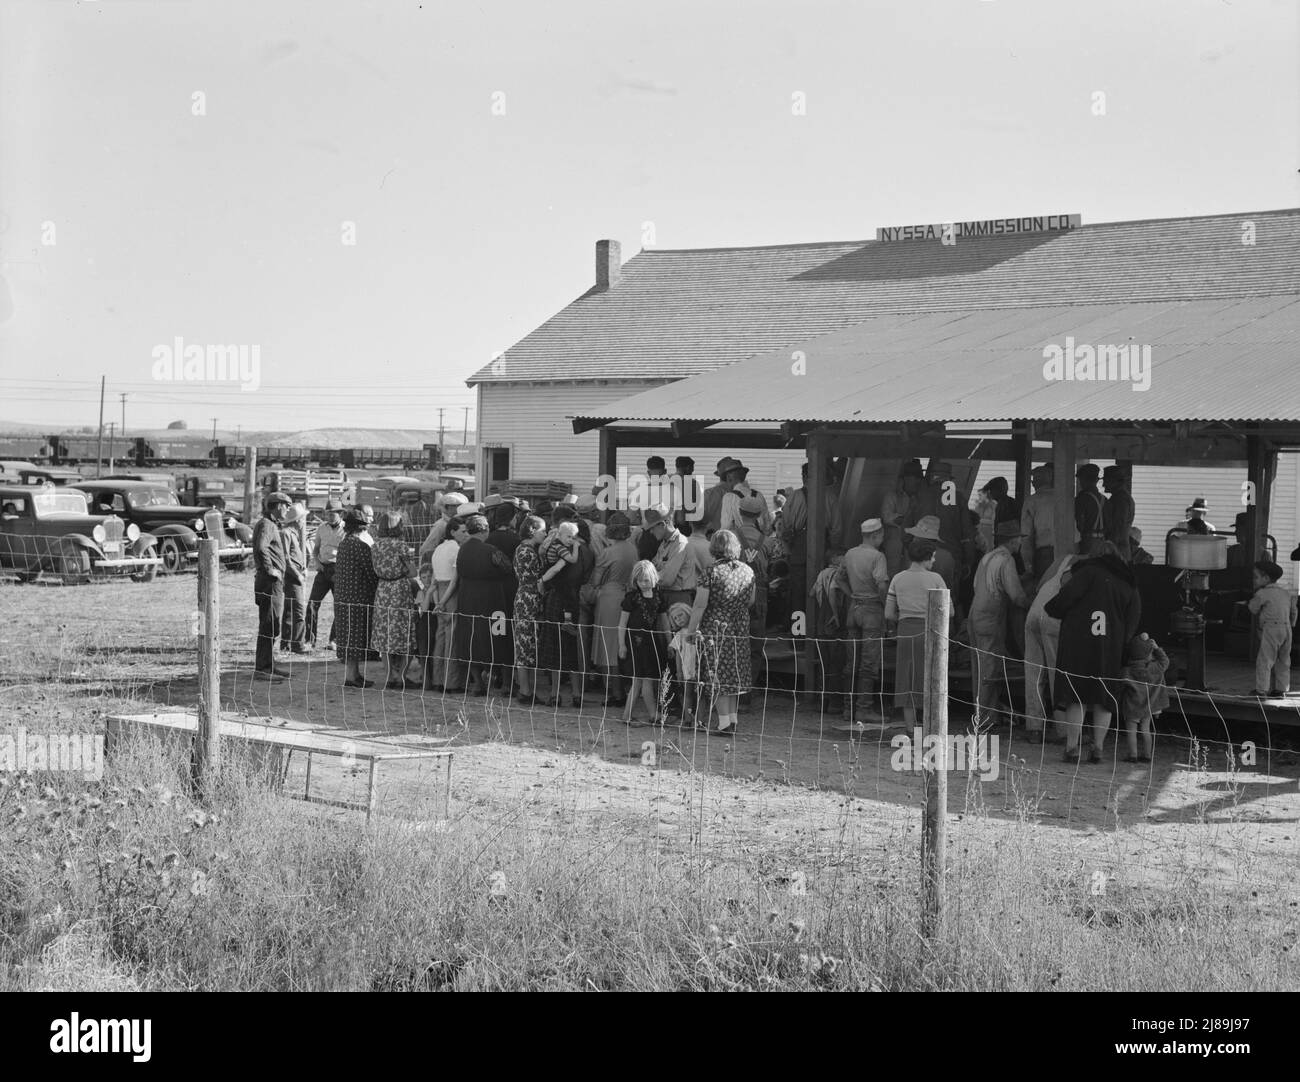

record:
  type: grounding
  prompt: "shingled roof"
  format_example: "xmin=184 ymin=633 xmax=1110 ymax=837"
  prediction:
xmin=467 ymin=207 xmax=1300 ymax=385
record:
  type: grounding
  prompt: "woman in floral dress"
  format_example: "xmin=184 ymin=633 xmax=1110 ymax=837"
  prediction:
xmin=334 ymin=508 xmax=379 ymax=688
xmin=685 ymin=530 xmax=755 ymax=734
xmin=370 ymin=511 xmax=421 ymax=689
xmin=512 ymin=515 xmax=547 ymax=703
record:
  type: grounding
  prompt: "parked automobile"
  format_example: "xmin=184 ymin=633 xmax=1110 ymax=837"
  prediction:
xmin=350 ymin=477 xmax=444 ymax=541
xmin=70 ymin=480 xmax=254 ymax=574
xmin=0 ymin=484 xmax=162 ymax=583
xmin=1 ymin=463 xmax=85 ymax=486
xmin=179 ymin=475 xmax=245 ymax=514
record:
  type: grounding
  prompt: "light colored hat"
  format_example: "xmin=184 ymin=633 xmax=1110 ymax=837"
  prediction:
xmin=575 ymin=493 xmax=598 ymax=512
xmin=441 ymin=491 xmax=468 ymax=507
xmin=482 ymin=494 xmax=504 ymax=508
xmin=905 ymin=515 xmax=943 ymax=541
xmin=860 ymin=517 xmax=884 ymax=534
xmin=455 ymin=501 xmax=482 ymax=518
xmin=738 ymin=495 xmax=765 ymax=516
xmin=641 ymin=503 xmax=670 ymax=527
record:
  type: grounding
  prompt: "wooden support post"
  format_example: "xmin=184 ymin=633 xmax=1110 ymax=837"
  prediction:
xmin=1011 ymin=424 xmax=1029 ymax=505
xmin=598 ymin=425 xmax=616 ymax=487
xmin=921 ymin=587 xmax=950 ymax=939
xmin=1246 ymin=435 xmax=1275 ymax=561
xmin=243 ymin=446 xmax=259 ymax=530
xmin=1052 ymin=428 xmax=1077 ymax=561
xmin=194 ymin=539 xmax=221 ymax=800
xmin=806 ymin=430 xmax=826 ymax=699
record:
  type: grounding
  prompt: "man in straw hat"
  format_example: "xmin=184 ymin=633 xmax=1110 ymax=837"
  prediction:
xmin=701 ymin=456 xmax=744 ymax=535
xmin=836 ymin=517 xmax=890 ymax=729
xmin=418 ymin=490 xmax=469 ymax=567
xmin=912 ymin=460 xmax=974 ymax=606
xmin=968 ymin=518 xmax=1031 ymax=729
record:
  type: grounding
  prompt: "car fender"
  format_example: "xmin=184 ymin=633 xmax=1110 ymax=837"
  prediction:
xmin=231 ymin=523 xmax=253 ymax=544
xmin=150 ymin=523 xmax=199 ymax=546
xmin=132 ymin=531 xmax=159 ymax=556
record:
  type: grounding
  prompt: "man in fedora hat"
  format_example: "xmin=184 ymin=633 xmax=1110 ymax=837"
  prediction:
xmin=1020 ymin=464 xmax=1056 ymax=584
xmin=307 ymin=497 xmax=344 ymax=648
xmin=1075 ymin=463 xmax=1105 ymax=555
xmin=913 ymin=460 xmax=974 ymax=604
xmin=969 ymin=518 xmax=1030 ymax=728
xmin=837 ymin=517 xmax=890 ymax=728
xmin=701 ymin=457 xmax=744 ymax=535
xmin=253 ymin=492 xmax=292 ymax=677
xmin=1102 ymin=465 xmax=1135 ymax=562
xmin=1175 ymin=496 xmax=1215 ymax=535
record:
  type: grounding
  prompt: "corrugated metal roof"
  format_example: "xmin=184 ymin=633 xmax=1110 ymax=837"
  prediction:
xmin=469 ymin=208 xmax=1300 ymax=385
xmin=573 ymin=297 xmax=1300 ymax=424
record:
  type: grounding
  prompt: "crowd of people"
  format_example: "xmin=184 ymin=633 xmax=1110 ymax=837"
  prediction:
xmin=249 ymin=454 xmax=1296 ymax=755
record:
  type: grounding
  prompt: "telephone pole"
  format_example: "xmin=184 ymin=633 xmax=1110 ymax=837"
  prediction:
xmin=437 ymin=407 xmax=445 ymax=455
xmin=211 ymin=417 xmax=219 ymax=444
xmin=107 ymin=422 xmax=116 ymax=471
xmin=462 ymin=406 xmax=470 ymax=445
xmin=119 ymin=393 xmax=127 ymax=440
xmin=95 ymin=376 xmax=106 ymax=478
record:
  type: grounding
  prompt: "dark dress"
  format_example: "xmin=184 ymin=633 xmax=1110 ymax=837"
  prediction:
xmin=1045 ymin=553 xmax=1142 ymax=710
xmin=485 ymin=529 xmax=519 ymax=670
xmin=333 ymin=534 xmax=378 ymax=662
xmin=537 ymin=536 xmax=581 ymax=673
xmin=513 ymin=542 xmax=543 ymax=669
xmin=621 ymin=587 xmax=668 ymax=680
xmin=451 ymin=536 xmax=516 ymax=671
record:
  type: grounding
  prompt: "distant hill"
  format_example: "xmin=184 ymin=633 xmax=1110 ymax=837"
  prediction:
xmin=0 ymin=422 xmax=476 ymax=449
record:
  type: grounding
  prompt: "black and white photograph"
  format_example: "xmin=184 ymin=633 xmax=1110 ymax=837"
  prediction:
xmin=1 ymin=0 xmax=1297 ymax=1044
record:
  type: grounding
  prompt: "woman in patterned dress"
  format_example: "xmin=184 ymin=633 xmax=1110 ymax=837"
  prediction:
xmin=334 ymin=509 xmax=379 ymax=688
xmin=685 ymin=530 xmax=755 ymax=734
xmin=370 ymin=511 xmax=421 ymax=690
xmin=512 ymin=515 xmax=547 ymax=703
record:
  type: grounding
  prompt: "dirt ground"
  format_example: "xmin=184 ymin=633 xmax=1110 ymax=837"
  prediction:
xmin=3 ymin=572 xmax=1299 ymax=900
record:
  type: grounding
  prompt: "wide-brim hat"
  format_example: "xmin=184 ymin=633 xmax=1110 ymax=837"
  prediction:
xmin=714 ymin=456 xmax=742 ymax=477
xmin=1190 ymin=497 xmax=1209 ymax=510
xmin=482 ymin=494 xmax=504 ymax=508
xmin=455 ymin=501 xmax=482 ymax=518
xmin=905 ymin=515 xmax=943 ymax=541
xmin=440 ymin=492 xmax=468 ymax=508
xmin=994 ymin=519 xmax=1023 ymax=540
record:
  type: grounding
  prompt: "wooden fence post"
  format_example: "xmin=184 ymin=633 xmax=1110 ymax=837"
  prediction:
xmin=243 ymin=446 xmax=259 ymax=530
xmin=921 ymin=586 xmax=950 ymax=938
xmin=195 ymin=539 xmax=221 ymax=799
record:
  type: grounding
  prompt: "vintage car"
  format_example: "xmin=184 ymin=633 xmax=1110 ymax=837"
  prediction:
xmin=0 ymin=462 xmax=85 ymax=486
xmin=350 ymin=476 xmax=443 ymax=543
xmin=70 ymin=480 xmax=254 ymax=574
xmin=179 ymin=474 xmax=245 ymax=514
xmin=0 ymin=484 xmax=163 ymax=583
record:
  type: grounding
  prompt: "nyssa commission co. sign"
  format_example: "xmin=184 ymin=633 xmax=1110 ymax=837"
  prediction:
xmin=876 ymin=214 xmax=1082 ymax=242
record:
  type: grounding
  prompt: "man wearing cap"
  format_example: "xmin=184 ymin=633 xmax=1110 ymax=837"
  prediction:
xmin=1074 ymin=463 xmax=1106 ymax=555
xmin=279 ymin=502 xmax=310 ymax=654
xmin=1020 ymin=464 xmax=1056 ymax=584
xmin=839 ymin=518 xmax=890 ymax=726
xmin=575 ymin=493 xmax=607 ymax=557
xmin=253 ymin=493 xmax=292 ymax=677
xmin=882 ymin=460 xmax=924 ymax=578
xmin=640 ymin=503 xmax=691 ymax=607
xmin=1102 ymin=465 xmax=1135 ymax=562
xmin=418 ymin=491 xmax=468 ymax=567
xmin=701 ymin=457 xmax=742 ymax=536
xmin=306 ymin=498 xmax=344 ymax=648
xmin=968 ymin=518 xmax=1030 ymax=726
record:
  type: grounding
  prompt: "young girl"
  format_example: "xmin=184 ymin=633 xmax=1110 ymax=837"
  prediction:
xmin=617 ymin=560 xmax=669 ymax=725
xmin=1248 ymin=560 xmax=1297 ymax=696
xmin=1119 ymin=633 xmax=1170 ymax=763
xmin=666 ymin=601 xmax=698 ymax=727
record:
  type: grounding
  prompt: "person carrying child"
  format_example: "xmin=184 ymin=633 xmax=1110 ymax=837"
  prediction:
xmin=617 ymin=560 xmax=670 ymax=725
xmin=666 ymin=601 xmax=699 ymax=727
xmin=1119 ymin=633 xmax=1170 ymax=763
xmin=1247 ymin=559 xmax=1297 ymax=697
xmin=536 ymin=520 xmax=582 ymax=706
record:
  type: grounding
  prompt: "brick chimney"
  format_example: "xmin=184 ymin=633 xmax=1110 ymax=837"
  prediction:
xmin=595 ymin=239 xmax=621 ymax=291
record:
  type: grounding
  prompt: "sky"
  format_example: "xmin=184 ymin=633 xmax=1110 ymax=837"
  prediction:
xmin=1 ymin=0 xmax=1296 ymax=434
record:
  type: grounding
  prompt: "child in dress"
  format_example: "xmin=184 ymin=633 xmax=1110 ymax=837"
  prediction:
xmin=666 ymin=601 xmax=698 ymax=727
xmin=1119 ymin=633 xmax=1170 ymax=763
xmin=617 ymin=560 xmax=668 ymax=725
xmin=1247 ymin=560 xmax=1297 ymax=696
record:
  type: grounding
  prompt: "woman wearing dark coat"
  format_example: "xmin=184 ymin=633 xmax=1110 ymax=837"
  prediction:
xmin=448 ymin=514 xmax=516 ymax=695
xmin=1045 ymin=542 xmax=1142 ymax=763
xmin=334 ymin=509 xmax=379 ymax=688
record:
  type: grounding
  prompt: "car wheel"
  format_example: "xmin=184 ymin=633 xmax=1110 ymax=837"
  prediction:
xmin=60 ymin=542 xmax=92 ymax=586
xmin=159 ymin=537 xmax=185 ymax=574
xmin=132 ymin=546 xmax=160 ymax=583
